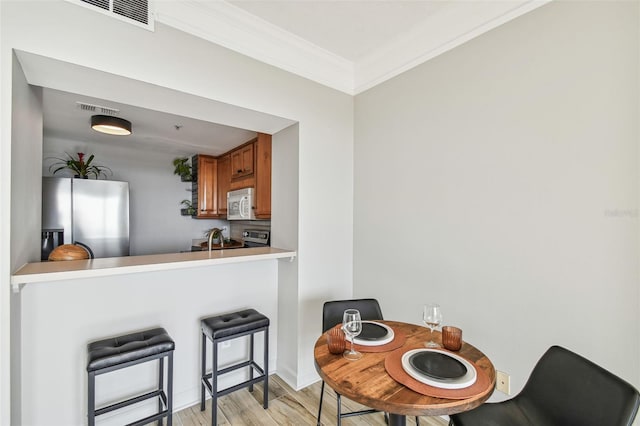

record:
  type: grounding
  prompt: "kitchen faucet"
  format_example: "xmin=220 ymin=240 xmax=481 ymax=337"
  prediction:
xmin=208 ymin=228 xmax=225 ymax=252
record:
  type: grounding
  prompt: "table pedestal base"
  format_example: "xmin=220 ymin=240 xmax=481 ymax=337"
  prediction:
xmin=388 ymin=413 xmax=406 ymax=426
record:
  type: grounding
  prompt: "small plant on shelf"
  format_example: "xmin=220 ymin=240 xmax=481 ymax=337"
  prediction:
xmin=47 ymin=152 xmax=112 ymax=179
xmin=180 ymin=199 xmax=196 ymax=216
xmin=173 ymin=157 xmax=193 ymax=182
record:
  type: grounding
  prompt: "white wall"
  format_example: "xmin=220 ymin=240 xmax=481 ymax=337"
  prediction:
xmin=271 ymin=123 xmax=300 ymax=384
xmin=42 ymin=136 xmax=230 ymax=255
xmin=1 ymin=0 xmax=353 ymax=421
xmin=354 ymin=0 xmax=639 ymax=399
xmin=8 ymin=52 xmax=43 ymax=426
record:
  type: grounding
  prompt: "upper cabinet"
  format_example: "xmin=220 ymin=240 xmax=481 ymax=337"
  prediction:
xmin=253 ymin=133 xmax=271 ymax=219
xmin=191 ymin=133 xmax=271 ymax=220
xmin=216 ymin=154 xmax=231 ymax=216
xmin=231 ymin=143 xmax=254 ymax=179
xmin=192 ymin=154 xmax=219 ymax=218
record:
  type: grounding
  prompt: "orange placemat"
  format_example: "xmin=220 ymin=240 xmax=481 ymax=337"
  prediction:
xmin=333 ymin=323 xmax=407 ymax=353
xmin=384 ymin=346 xmax=491 ymax=399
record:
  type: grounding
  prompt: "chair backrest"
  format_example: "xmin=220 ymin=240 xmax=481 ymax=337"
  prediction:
xmin=518 ymin=345 xmax=640 ymax=426
xmin=322 ymin=299 xmax=383 ymax=332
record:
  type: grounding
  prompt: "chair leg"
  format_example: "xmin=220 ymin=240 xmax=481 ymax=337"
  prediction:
xmin=317 ymin=380 xmax=325 ymax=426
xmin=200 ymin=333 xmax=206 ymax=411
xmin=158 ymin=357 xmax=164 ymax=426
xmin=249 ymin=333 xmax=255 ymax=392
xmin=212 ymin=339 xmax=218 ymax=426
xmin=263 ymin=329 xmax=269 ymax=409
xmin=167 ymin=352 xmax=174 ymax=426
xmin=88 ymin=371 xmax=95 ymax=426
xmin=336 ymin=392 xmax=342 ymax=426
xmin=415 ymin=416 xmax=420 ymax=425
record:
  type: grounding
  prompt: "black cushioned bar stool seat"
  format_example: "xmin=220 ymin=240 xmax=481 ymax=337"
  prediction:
xmin=201 ymin=308 xmax=270 ymax=426
xmin=87 ymin=327 xmax=175 ymax=426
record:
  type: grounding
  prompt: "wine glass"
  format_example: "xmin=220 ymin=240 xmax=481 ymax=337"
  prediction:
xmin=342 ymin=309 xmax=363 ymax=360
xmin=423 ymin=303 xmax=443 ymax=348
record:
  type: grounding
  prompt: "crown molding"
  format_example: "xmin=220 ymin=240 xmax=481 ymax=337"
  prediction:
xmin=354 ymin=0 xmax=551 ymax=94
xmin=154 ymin=0 xmax=354 ymax=94
xmin=155 ymin=0 xmax=549 ymax=96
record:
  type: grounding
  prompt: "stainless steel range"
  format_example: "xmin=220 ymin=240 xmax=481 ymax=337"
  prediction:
xmin=243 ymin=229 xmax=270 ymax=247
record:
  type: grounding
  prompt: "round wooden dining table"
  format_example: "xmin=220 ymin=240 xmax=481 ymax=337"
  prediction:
xmin=314 ymin=321 xmax=496 ymax=426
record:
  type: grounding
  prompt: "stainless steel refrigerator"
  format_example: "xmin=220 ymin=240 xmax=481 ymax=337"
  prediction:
xmin=42 ymin=177 xmax=130 ymax=259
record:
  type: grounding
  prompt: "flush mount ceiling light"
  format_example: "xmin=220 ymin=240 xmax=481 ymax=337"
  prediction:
xmin=91 ymin=115 xmax=132 ymax=136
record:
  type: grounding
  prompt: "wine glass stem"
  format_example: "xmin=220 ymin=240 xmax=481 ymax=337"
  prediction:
xmin=430 ymin=326 xmax=434 ymax=343
xmin=350 ymin=336 xmax=355 ymax=353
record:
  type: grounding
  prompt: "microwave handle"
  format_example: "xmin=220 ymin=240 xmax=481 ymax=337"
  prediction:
xmin=239 ymin=196 xmax=247 ymax=218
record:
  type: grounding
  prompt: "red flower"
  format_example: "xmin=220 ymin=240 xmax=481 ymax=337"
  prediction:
xmin=77 ymin=152 xmax=85 ymax=163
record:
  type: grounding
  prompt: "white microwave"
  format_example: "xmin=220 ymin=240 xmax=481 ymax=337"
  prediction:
xmin=227 ymin=188 xmax=256 ymax=220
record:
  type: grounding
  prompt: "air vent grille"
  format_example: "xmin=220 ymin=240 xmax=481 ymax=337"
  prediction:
xmin=81 ymin=0 xmax=108 ymax=10
xmin=113 ymin=0 xmax=148 ymax=25
xmin=72 ymin=0 xmax=153 ymax=30
xmin=76 ymin=102 xmax=120 ymax=116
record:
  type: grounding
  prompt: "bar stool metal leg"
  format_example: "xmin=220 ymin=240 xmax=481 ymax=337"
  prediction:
xmin=158 ymin=357 xmax=164 ymax=426
xmin=88 ymin=371 xmax=96 ymax=426
xmin=263 ymin=329 xmax=269 ymax=408
xmin=201 ymin=333 xmax=206 ymax=411
xmin=249 ymin=333 xmax=255 ymax=392
xmin=212 ymin=337 xmax=219 ymax=426
xmin=167 ymin=351 xmax=174 ymax=426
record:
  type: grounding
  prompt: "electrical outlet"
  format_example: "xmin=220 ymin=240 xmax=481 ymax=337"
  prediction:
xmin=221 ymin=341 xmax=231 ymax=349
xmin=496 ymin=370 xmax=510 ymax=395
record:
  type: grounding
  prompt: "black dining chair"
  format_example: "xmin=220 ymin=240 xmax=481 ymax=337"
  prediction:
xmin=449 ymin=345 xmax=640 ymax=426
xmin=317 ymin=298 xmax=420 ymax=426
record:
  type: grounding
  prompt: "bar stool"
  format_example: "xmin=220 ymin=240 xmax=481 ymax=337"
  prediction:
xmin=87 ymin=327 xmax=175 ymax=426
xmin=200 ymin=308 xmax=269 ymax=425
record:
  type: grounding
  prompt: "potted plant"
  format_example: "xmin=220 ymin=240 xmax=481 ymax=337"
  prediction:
xmin=173 ymin=157 xmax=193 ymax=182
xmin=180 ymin=199 xmax=196 ymax=216
xmin=48 ymin=152 xmax=112 ymax=179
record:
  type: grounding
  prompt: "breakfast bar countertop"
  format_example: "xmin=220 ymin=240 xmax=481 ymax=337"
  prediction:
xmin=10 ymin=247 xmax=296 ymax=291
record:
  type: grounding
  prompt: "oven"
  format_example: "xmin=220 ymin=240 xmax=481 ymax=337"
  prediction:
xmin=243 ymin=229 xmax=270 ymax=247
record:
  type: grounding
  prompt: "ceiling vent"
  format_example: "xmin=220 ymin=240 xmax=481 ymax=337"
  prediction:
xmin=76 ymin=101 xmax=120 ymax=116
xmin=67 ymin=0 xmax=154 ymax=31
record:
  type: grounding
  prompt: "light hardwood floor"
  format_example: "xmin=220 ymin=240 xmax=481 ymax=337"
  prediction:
xmin=173 ymin=375 xmax=448 ymax=426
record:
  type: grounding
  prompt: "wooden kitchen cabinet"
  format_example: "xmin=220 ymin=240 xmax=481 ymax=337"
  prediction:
xmin=190 ymin=133 xmax=271 ymax=219
xmin=216 ymin=154 xmax=231 ymax=216
xmin=229 ymin=139 xmax=256 ymax=191
xmin=254 ymin=133 xmax=271 ymax=219
xmin=192 ymin=154 xmax=219 ymax=218
xmin=231 ymin=143 xmax=254 ymax=179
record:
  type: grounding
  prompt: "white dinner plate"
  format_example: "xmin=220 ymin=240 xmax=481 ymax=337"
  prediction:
xmin=401 ymin=348 xmax=477 ymax=389
xmin=352 ymin=321 xmax=395 ymax=346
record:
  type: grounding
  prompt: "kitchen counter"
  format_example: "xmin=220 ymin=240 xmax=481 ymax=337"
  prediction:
xmin=10 ymin=247 xmax=296 ymax=291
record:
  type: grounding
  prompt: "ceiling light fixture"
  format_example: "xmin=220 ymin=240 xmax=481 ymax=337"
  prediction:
xmin=91 ymin=115 xmax=132 ymax=136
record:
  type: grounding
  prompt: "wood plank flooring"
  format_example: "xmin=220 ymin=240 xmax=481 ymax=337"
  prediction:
xmin=172 ymin=375 xmax=448 ymax=426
